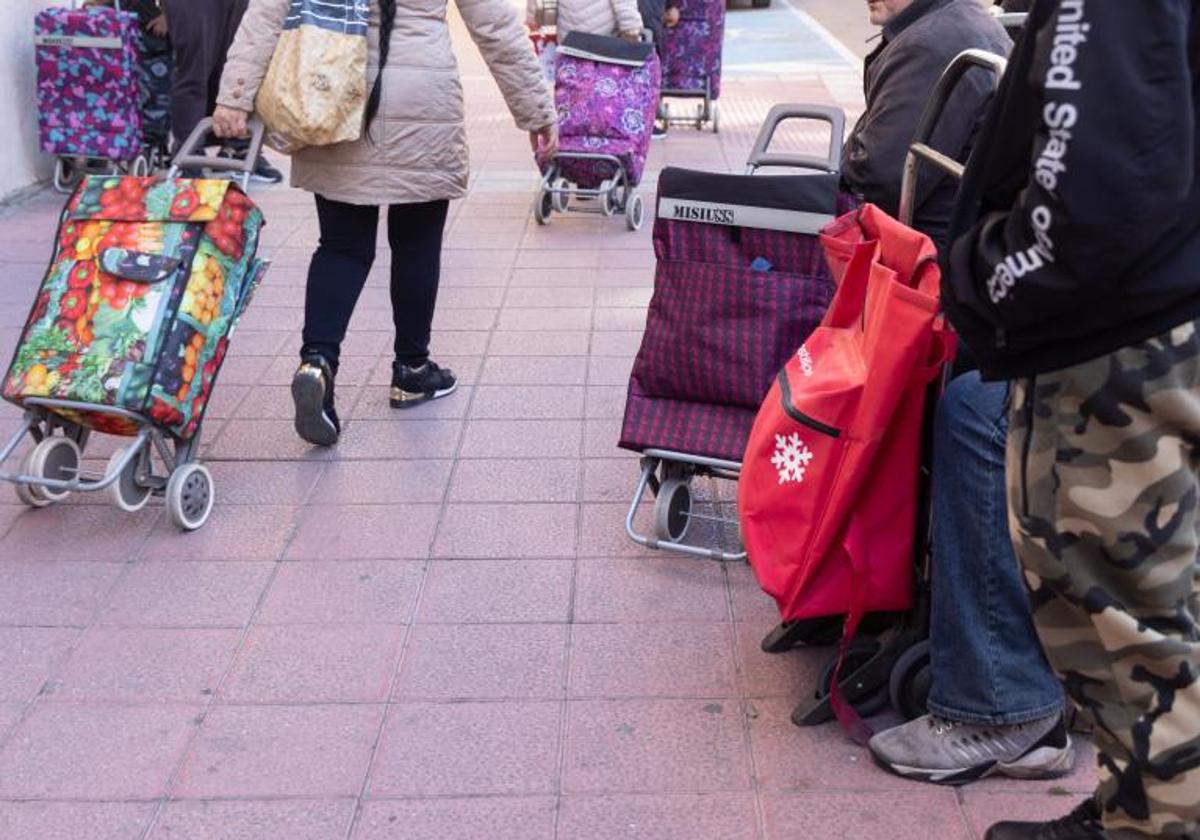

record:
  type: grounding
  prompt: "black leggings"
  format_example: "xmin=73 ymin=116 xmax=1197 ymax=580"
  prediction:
xmin=302 ymin=195 xmax=449 ymax=370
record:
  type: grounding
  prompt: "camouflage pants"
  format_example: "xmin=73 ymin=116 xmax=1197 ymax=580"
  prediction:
xmin=1007 ymin=322 xmax=1200 ymax=839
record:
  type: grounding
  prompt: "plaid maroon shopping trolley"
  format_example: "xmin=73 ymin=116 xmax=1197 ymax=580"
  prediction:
xmin=619 ymin=105 xmax=856 ymax=560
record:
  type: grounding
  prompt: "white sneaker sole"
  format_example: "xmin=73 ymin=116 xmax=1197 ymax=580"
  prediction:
xmin=874 ymin=735 xmax=1075 ymax=786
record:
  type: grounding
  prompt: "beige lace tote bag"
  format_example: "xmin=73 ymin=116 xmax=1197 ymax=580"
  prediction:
xmin=255 ymin=0 xmax=369 ymax=153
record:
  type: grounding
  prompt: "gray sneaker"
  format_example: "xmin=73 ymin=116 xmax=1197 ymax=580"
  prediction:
xmin=869 ymin=713 xmax=1074 ymax=785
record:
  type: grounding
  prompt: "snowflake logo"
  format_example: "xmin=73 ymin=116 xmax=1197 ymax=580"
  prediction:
xmin=771 ymin=433 xmax=814 ymax=485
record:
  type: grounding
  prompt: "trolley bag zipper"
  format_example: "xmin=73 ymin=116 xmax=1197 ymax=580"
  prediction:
xmin=777 ymin=367 xmax=840 ymax=438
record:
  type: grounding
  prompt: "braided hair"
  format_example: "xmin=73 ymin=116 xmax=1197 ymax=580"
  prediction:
xmin=364 ymin=0 xmax=396 ymax=133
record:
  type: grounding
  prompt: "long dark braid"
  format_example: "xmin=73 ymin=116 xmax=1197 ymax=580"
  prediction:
xmin=364 ymin=0 xmax=396 ymax=132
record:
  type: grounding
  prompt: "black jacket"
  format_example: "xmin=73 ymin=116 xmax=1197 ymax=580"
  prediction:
xmin=841 ymin=0 xmax=1011 ymax=250
xmin=944 ymin=0 xmax=1200 ymax=379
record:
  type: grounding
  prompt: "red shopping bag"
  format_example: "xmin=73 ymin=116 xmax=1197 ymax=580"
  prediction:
xmin=737 ymin=204 xmax=954 ymax=735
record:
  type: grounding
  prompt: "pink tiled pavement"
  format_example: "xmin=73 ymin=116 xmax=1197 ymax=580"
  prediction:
xmin=0 ymin=4 xmax=1093 ymax=838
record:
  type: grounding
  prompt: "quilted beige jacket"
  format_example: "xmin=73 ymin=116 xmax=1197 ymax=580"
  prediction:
xmin=528 ymin=0 xmax=643 ymax=41
xmin=217 ymin=0 xmax=556 ymax=205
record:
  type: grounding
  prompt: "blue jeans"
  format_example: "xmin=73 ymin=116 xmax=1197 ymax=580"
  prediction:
xmin=927 ymin=372 xmax=1063 ymax=725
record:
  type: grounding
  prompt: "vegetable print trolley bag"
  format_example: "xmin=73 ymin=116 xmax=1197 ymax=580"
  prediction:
xmin=0 ymin=121 xmax=270 ymax=531
xmin=737 ymin=203 xmax=954 ymax=735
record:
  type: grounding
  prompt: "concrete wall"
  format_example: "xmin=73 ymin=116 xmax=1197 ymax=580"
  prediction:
xmin=0 ymin=2 xmax=55 ymax=202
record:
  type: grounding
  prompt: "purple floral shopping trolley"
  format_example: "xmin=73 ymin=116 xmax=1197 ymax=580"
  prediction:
xmin=619 ymin=105 xmax=856 ymax=560
xmin=35 ymin=3 xmax=153 ymax=193
xmin=659 ymin=0 xmax=724 ymax=132
xmin=534 ymin=31 xmax=661 ymax=231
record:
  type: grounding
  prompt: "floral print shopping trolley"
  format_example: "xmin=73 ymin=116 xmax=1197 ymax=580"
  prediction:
xmin=0 ymin=121 xmax=270 ymax=531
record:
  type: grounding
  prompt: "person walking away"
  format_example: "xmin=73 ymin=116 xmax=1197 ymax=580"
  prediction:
xmin=841 ymin=0 xmax=1010 ymax=252
xmin=212 ymin=0 xmax=557 ymax=447
xmin=944 ymin=1 xmax=1200 ymax=837
xmin=638 ymin=0 xmax=678 ymax=137
xmin=551 ymin=0 xmax=645 ymax=42
xmin=164 ymin=0 xmax=282 ymax=182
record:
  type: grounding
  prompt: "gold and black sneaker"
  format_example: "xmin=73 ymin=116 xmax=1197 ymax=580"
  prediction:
xmin=291 ymin=353 xmax=340 ymax=446
xmin=390 ymin=359 xmax=457 ymax=410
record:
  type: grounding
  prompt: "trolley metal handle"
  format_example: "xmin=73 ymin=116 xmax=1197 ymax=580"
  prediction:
xmin=745 ymin=104 xmax=845 ymax=175
xmin=72 ymin=0 xmax=124 ymax=10
xmin=168 ymin=117 xmax=267 ymax=191
xmin=993 ymin=12 xmax=1028 ymax=32
xmin=898 ymin=48 xmax=1008 ymax=226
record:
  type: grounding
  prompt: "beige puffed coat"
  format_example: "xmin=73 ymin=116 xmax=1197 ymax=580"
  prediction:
xmin=217 ymin=0 xmax=556 ymax=205
xmin=527 ymin=0 xmax=644 ymax=41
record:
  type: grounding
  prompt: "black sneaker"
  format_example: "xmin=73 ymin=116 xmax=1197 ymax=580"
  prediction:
xmin=390 ymin=359 xmax=457 ymax=409
xmin=652 ymin=124 xmax=668 ymax=139
xmin=291 ymin=353 xmax=340 ymax=446
xmin=985 ymin=799 xmax=1106 ymax=839
xmin=250 ymin=155 xmax=284 ymax=184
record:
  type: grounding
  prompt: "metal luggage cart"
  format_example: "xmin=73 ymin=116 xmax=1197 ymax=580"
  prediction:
xmin=0 ymin=119 xmax=267 ymax=531
xmin=658 ymin=77 xmax=719 ymax=134
xmin=623 ymin=105 xmax=846 ymax=563
xmin=535 ymin=154 xmax=647 ymax=231
xmin=787 ymin=49 xmax=1011 ymax=726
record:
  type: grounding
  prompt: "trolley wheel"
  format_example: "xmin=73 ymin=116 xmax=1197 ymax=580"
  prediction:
xmin=888 ymin=639 xmax=932 ymax=721
xmin=813 ymin=639 xmax=890 ymax=719
xmin=14 ymin=446 xmax=52 ymax=509
xmin=106 ymin=446 xmax=152 ymax=513
xmin=533 ymin=187 xmax=553 ymax=225
xmin=166 ymin=461 xmax=214 ymax=531
xmin=27 ymin=436 xmax=81 ymax=503
xmin=653 ymin=477 xmax=691 ymax=542
xmin=711 ymin=102 xmax=720 ymax=133
xmin=625 ymin=192 xmax=645 ymax=231
xmin=760 ymin=616 xmax=844 ymax=653
xmin=551 ymin=177 xmax=570 ymax=213
xmin=52 ymin=158 xmax=78 ymax=194
xmin=130 ymin=154 xmax=150 ymax=177
xmin=599 ymin=179 xmax=616 ymax=216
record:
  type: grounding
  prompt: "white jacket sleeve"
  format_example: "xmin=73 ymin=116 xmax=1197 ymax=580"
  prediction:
xmin=611 ymin=0 xmax=644 ymax=34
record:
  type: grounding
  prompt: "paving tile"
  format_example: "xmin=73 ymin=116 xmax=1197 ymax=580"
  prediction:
xmin=569 ymin=623 xmax=737 ymax=699
xmin=204 ymin=461 xmax=324 ymax=505
xmin=585 ymin=385 xmax=628 ymax=418
xmin=593 ymin=308 xmax=648 ymax=331
xmin=0 ymin=802 xmax=155 ymax=840
xmin=0 ymin=628 xmax=78 ymax=703
xmin=205 ymin=420 xmax=334 ymax=462
xmin=431 ymin=308 xmax=496 ymax=331
xmin=448 ymin=458 xmax=579 ymax=503
xmin=416 ymin=558 xmax=573 ymax=624
xmin=140 ymin=505 xmax=298 ymax=561
xmin=221 ymin=624 xmax=405 ymax=703
xmin=761 ymin=791 xmax=970 ymax=840
xmin=734 ymin=622 xmax=832 ymax=700
xmin=459 ymin=419 xmax=583 ymax=459
xmin=427 ymin=330 xmax=491 ymax=356
xmin=595 ymin=287 xmax=654 ymax=308
xmin=587 ymin=355 xmax=636 ymax=387
xmin=99 ymin=561 xmax=274 ymax=628
xmin=0 ymin=560 xmax=123 ymax=626
xmin=369 ymin=701 xmax=560 ymax=796
xmin=727 ymin=561 xmax=782 ymax=624
xmin=0 ymin=504 xmax=158 ymax=561
xmin=497 ymin=307 xmax=592 ymax=332
xmin=556 ymin=794 xmax=759 ymax=840
xmin=584 ymin=419 xmax=627 ymax=457
xmin=434 ymin=503 xmax=578 ymax=558
xmin=46 ymin=627 xmax=240 ymax=703
xmin=746 ymin=697 xmax=911 ymax=793
xmin=287 ymin=504 xmax=440 ymax=560
xmin=353 ymin=797 xmax=557 ymax=840
xmin=563 ymin=698 xmax=752 ymax=794
xmin=150 ymin=799 xmax=354 ymax=840
xmin=578 ymin=502 xmax=671 ymax=558
xmin=0 ymin=703 xmax=200 ymax=798
xmin=581 ymin=459 xmax=643 ymax=503
xmin=504 ymin=286 xmax=594 ymax=308
xmin=332 ymin=420 xmax=463 ymax=460
xmin=960 ymin=791 xmax=1085 ymax=838
xmin=174 ymin=704 xmax=383 ymax=797
xmin=0 ymin=703 xmax=22 ymax=740
xmin=487 ymin=331 xmax=591 ymax=356
xmin=591 ymin=330 xmax=645 ymax=356
xmin=258 ymin=560 xmax=424 ymax=624
xmin=478 ymin=355 xmax=589 ymax=386
xmin=312 ymin=460 xmax=453 ymax=505
xmin=349 ymin=386 xmax=473 ymax=421
xmin=395 ymin=624 xmax=567 ymax=700
xmin=469 ymin=385 xmax=585 ymax=420
xmin=574 ymin=558 xmax=730 ymax=623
